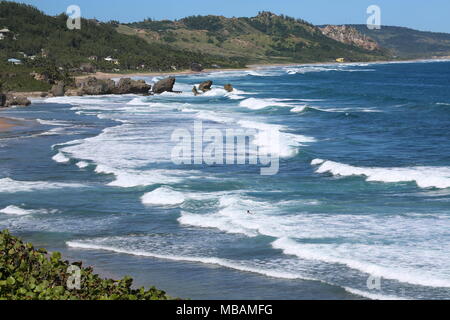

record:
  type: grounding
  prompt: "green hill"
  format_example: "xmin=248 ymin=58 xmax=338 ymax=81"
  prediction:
xmin=123 ymin=12 xmax=389 ymax=64
xmin=0 ymin=1 xmax=245 ymax=75
xmin=349 ymin=25 xmax=450 ymax=59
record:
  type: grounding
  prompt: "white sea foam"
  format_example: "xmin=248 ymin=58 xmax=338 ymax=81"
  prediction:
xmin=272 ymin=237 xmax=450 ymax=288
xmin=311 ymin=158 xmax=325 ymax=165
xmin=0 ymin=205 xmax=32 ymax=216
xmin=36 ymin=119 xmax=72 ymax=126
xmin=66 ymin=240 xmax=312 ymax=281
xmin=126 ymin=97 xmax=149 ymax=105
xmin=311 ymin=159 xmax=450 ymax=189
xmin=195 ymin=111 xmax=233 ymax=124
xmin=285 ymin=64 xmax=375 ymax=75
xmin=141 ymin=187 xmax=186 ymax=206
xmin=178 ymin=194 xmax=291 ymax=237
xmin=0 ymin=205 xmax=57 ymax=216
xmin=76 ymin=161 xmax=90 ymax=168
xmin=45 ymin=96 xmax=113 ymax=105
xmin=0 ymin=178 xmax=84 ymax=193
xmin=52 ymin=152 xmax=70 ymax=164
xmin=343 ymin=287 xmax=407 ymax=300
xmin=238 ymin=120 xmax=315 ymax=158
xmin=94 ymin=165 xmax=183 ymax=187
xmin=239 ymin=98 xmax=292 ymax=110
xmin=290 ymin=105 xmax=308 ymax=113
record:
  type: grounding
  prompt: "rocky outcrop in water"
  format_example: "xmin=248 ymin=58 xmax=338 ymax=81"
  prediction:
xmin=0 ymin=93 xmax=6 ymax=107
xmin=152 ymin=77 xmax=176 ymax=94
xmin=320 ymin=25 xmax=380 ymax=51
xmin=224 ymin=84 xmax=234 ymax=92
xmin=113 ymin=78 xmax=151 ymax=94
xmin=75 ymin=77 xmax=116 ymax=95
xmin=198 ymin=80 xmax=213 ymax=92
xmin=3 ymin=94 xmax=31 ymax=107
xmin=192 ymin=86 xmax=200 ymax=96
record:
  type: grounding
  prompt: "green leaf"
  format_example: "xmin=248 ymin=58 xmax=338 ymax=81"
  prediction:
xmin=6 ymin=276 xmax=16 ymax=285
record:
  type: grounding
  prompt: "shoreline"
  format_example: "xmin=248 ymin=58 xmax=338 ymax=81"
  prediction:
xmin=73 ymin=57 xmax=450 ymax=82
xmin=1 ymin=57 xmax=449 ymax=104
xmin=0 ymin=117 xmax=20 ymax=131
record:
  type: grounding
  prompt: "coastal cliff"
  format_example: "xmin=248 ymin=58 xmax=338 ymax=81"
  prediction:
xmin=319 ymin=25 xmax=380 ymax=51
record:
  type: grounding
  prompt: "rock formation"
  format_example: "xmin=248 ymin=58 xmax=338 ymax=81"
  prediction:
xmin=0 ymin=93 xmax=6 ymax=107
xmin=50 ymin=81 xmax=65 ymax=97
xmin=152 ymin=77 xmax=176 ymax=94
xmin=113 ymin=78 xmax=151 ymax=94
xmin=198 ymin=80 xmax=213 ymax=92
xmin=320 ymin=25 xmax=380 ymax=51
xmin=3 ymin=94 xmax=31 ymax=107
xmin=224 ymin=84 xmax=234 ymax=92
xmin=75 ymin=77 xmax=116 ymax=95
xmin=192 ymin=86 xmax=200 ymax=96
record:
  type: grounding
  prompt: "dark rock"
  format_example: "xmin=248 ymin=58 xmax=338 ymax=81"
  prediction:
xmin=152 ymin=77 xmax=176 ymax=94
xmin=0 ymin=93 xmax=6 ymax=107
xmin=50 ymin=81 xmax=65 ymax=97
xmin=75 ymin=77 xmax=115 ymax=95
xmin=198 ymin=80 xmax=213 ymax=92
xmin=192 ymin=86 xmax=200 ymax=96
xmin=4 ymin=94 xmax=31 ymax=107
xmin=114 ymin=78 xmax=151 ymax=94
xmin=190 ymin=63 xmax=204 ymax=72
xmin=224 ymin=84 xmax=234 ymax=92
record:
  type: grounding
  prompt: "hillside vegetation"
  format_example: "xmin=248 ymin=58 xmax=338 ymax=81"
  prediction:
xmin=123 ymin=12 xmax=389 ymax=64
xmin=0 ymin=1 xmax=245 ymax=91
xmin=0 ymin=230 xmax=172 ymax=300
xmin=350 ymin=25 xmax=450 ymax=59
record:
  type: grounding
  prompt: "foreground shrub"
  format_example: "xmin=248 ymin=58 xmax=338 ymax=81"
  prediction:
xmin=0 ymin=230 xmax=172 ymax=300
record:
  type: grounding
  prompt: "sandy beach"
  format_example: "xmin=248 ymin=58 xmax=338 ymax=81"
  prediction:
xmin=74 ymin=58 xmax=446 ymax=82
xmin=0 ymin=117 xmax=16 ymax=131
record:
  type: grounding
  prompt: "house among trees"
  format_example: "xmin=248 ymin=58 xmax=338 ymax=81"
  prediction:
xmin=7 ymin=58 xmax=22 ymax=65
xmin=0 ymin=28 xmax=10 ymax=40
xmin=104 ymin=56 xmax=120 ymax=64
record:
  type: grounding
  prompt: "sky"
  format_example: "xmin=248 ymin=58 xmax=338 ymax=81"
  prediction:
xmin=9 ymin=0 xmax=450 ymax=33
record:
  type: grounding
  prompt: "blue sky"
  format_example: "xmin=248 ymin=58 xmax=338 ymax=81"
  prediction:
xmin=10 ymin=0 xmax=450 ymax=33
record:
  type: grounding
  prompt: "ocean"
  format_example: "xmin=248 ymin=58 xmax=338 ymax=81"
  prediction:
xmin=1 ymin=60 xmax=450 ymax=300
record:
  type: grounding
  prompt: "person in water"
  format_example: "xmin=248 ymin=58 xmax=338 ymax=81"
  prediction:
xmin=247 ymin=210 xmax=253 ymax=215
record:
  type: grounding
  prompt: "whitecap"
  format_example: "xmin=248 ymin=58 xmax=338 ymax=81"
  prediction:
xmin=0 ymin=178 xmax=84 ymax=193
xmin=52 ymin=152 xmax=70 ymax=164
xmin=272 ymin=237 xmax=450 ymax=288
xmin=66 ymin=240 xmax=313 ymax=281
xmin=239 ymin=98 xmax=292 ymax=110
xmin=311 ymin=159 xmax=450 ymax=189
xmin=0 ymin=205 xmax=57 ymax=216
xmin=141 ymin=187 xmax=185 ymax=206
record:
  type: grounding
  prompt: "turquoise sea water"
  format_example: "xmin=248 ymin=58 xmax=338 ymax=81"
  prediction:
xmin=1 ymin=60 xmax=450 ymax=300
